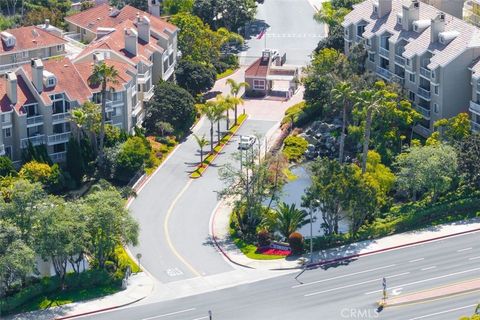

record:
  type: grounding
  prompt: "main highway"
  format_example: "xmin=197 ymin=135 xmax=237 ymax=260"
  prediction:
xmin=88 ymin=232 xmax=480 ymax=320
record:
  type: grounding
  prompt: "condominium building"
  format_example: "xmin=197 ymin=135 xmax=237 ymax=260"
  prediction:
xmin=343 ymin=0 xmax=480 ymax=137
xmin=0 ymin=26 xmax=67 ymax=74
xmin=420 ymin=0 xmax=466 ymax=19
xmin=464 ymin=0 xmax=480 ymax=26
xmin=0 ymin=6 xmax=178 ymax=165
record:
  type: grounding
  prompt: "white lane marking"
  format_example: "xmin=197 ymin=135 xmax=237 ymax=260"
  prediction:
xmin=292 ymin=264 xmax=396 ymax=288
xmin=406 ymin=304 xmax=477 ymax=320
xmin=421 ymin=266 xmax=436 ymax=271
xmin=365 ymin=266 xmax=480 ymax=295
xmin=191 ymin=317 xmax=209 ymax=320
xmin=409 ymin=258 xmax=425 ymax=263
xmin=458 ymin=247 xmax=473 ymax=252
xmin=141 ymin=308 xmax=196 ymax=319
xmin=304 ymin=272 xmax=409 ymax=297
xmin=469 ymin=256 xmax=480 ymax=260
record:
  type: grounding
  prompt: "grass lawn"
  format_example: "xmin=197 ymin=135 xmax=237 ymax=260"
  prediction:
xmin=229 ymin=225 xmax=285 ymax=260
xmin=216 ymin=68 xmax=235 ymax=80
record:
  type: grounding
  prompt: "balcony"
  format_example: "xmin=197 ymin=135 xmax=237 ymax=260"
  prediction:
xmin=26 ymin=114 xmax=44 ymax=127
xmin=472 ymin=121 xmax=480 ymax=133
xmin=52 ymin=112 xmax=70 ymax=124
xmin=376 ymin=66 xmax=392 ymax=81
xmin=414 ymin=124 xmax=431 ymax=137
xmin=50 ymin=151 xmax=67 ymax=162
xmin=379 ymin=47 xmax=390 ymax=58
xmin=21 ymin=134 xmax=45 ymax=148
xmin=47 ymin=132 xmax=71 ymax=145
xmin=0 ymin=144 xmax=5 ymax=156
xmin=414 ymin=104 xmax=431 ymax=118
xmin=143 ymin=86 xmax=155 ymax=102
xmin=469 ymin=100 xmax=480 ymax=115
xmin=420 ymin=67 xmax=431 ymax=79
xmin=356 ymin=35 xmax=364 ymax=43
xmin=394 ymin=54 xmax=406 ymax=66
xmin=137 ymin=70 xmax=151 ymax=84
xmin=417 ymin=87 xmax=431 ymax=100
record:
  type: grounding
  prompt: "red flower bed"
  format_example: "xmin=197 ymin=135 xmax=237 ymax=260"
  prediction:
xmin=256 ymin=247 xmax=291 ymax=256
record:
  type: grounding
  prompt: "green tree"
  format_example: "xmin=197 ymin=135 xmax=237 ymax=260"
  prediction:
xmin=156 ymin=121 xmax=174 ymax=137
xmin=395 ymin=144 xmax=458 ymax=201
xmin=145 ymin=81 xmax=196 ymax=135
xmin=193 ymin=0 xmax=256 ymax=31
xmin=226 ymin=78 xmax=248 ymax=125
xmin=115 ymin=136 xmax=151 ymax=180
xmin=109 ymin=0 xmax=147 ymax=11
xmin=19 ymin=161 xmax=64 ymax=193
xmin=456 ymin=133 xmax=480 ymax=189
xmin=162 ymin=0 xmax=194 ymax=14
xmin=267 ymin=202 xmax=309 ymax=241
xmin=88 ymin=62 xmax=119 ymax=166
xmin=175 ymin=59 xmax=217 ymax=95
xmin=331 ymin=81 xmax=355 ymax=163
xmin=433 ymin=113 xmax=471 ymax=144
xmin=66 ymin=137 xmax=86 ymax=185
xmin=82 ymin=187 xmax=139 ymax=269
xmin=0 ymin=157 xmax=16 ymax=177
xmin=193 ymin=134 xmax=209 ymax=163
xmin=200 ymin=99 xmax=225 ymax=151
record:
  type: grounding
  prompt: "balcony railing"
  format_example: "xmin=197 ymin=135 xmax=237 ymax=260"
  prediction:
xmin=469 ymin=100 xmax=480 ymax=115
xmin=414 ymin=104 xmax=431 ymax=118
xmin=472 ymin=121 xmax=480 ymax=133
xmin=21 ymin=134 xmax=45 ymax=148
xmin=47 ymin=132 xmax=71 ymax=145
xmin=379 ymin=47 xmax=390 ymax=58
xmin=420 ymin=67 xmax=431 ymax=79
xmin=414 ymin=125 xmax=431 ymax=137
xmin=394 ymin=54 xmax=406 ymax=66
xmin=143 ymin=86 xmax=155 ymax=101
xmin=417 ymin=87 xmax=431 ymax=100
xmin=138 ymin=70 xmax=151 ymax=84
xmin=50 ymin=151 xmax=67 ymax=162
xmin=52 ymin=112 xmax=70 ymax=124
xmin=376 ymin=66 xmax=392 ymax=80
xmin=0 ymin=144 xmax=5 ymax=156
xmin=356 ymin=35 xmax=363 ymax=43
xmin=26 ymin=114 xmax=44 ymax=126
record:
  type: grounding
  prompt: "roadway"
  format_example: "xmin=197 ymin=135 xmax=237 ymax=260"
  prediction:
xmin=89 ymin=231 xmax=480 ymax=320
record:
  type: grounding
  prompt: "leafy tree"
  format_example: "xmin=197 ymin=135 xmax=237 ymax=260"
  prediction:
xmin=82 ymin=187 xmax=139 ymax=269
xmin=331 ymin=81 xmax=355 ymax=163
xmin=395 ymin=144 xmax=458 ymax=202
xmin=0 ymin=14 xmax=16 ymax=31
xmin=0 ymin=157 xmax=16 ymax=177
xmin=431 ymin=113 xmax=471 ymax=145
xmin=19 ymin=161 xmax=64 ymax=193
xmin=24 ymin=0 xmax=71 ymax=27
xmin=200 ymin=99 xmax=225 ymax=152
xmin=267 ymin=203 xmax=309 ymax=241
xmin=175 ymin=60 xmax=216 ymax=95
xmin=156 ymin=121 xmax=174 ymax=137
xmin=193 ymin=134 xmax=209 ymax=163
xmin=110 ymin=0 xmax=147 ymax=11
xmin=88 ymin=62 xmax=119 ymax=166
xmin=193 ymin=0 xmax=256 ymax=31
xmin=66 ymin=137 xmax=86 ymax=185
xmin=315 ymin=23 xmax=344 ymax=52
xmin=457 ymin=133 xmax=480 ymax=189
xmin=115 ymin=136 xmax=151 ymax=180
xmin=162 ymin=0 xmax=194 ymax=14
xmin=347 ymin=43 xmax=368 ymax=75
xmin=145 ymin=81 xmax=196 ymax=135
xmin=226 ymin=79 xmax=248 ymax=125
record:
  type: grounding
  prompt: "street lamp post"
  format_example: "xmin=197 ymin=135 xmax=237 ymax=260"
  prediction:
xmin=309 ymin=207 xmax=314 ymax=264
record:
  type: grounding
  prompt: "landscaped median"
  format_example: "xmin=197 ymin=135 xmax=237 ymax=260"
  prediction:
xmin=190 ymin=113 xmax=248 ymax=178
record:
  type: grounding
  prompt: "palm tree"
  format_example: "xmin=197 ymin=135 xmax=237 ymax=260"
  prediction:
xmin=223 ymin=95 xmax=242 ymax=130
xmin=271 ymin=202 xmax=310 ymax=241
xmin=70 ymin=108 xmax=86 ymax=142
xmin=200 ymin=101 xmax=219 ymax=154
xmin=87 ymin=62 xmax=119 ymax=165
xmin=226 ymin=79 xmax=248 ymax=125
xmin=331 ymin=81 xmax=355 ymax=164
xmin=193 ymin=134 xmax=208 ymax=164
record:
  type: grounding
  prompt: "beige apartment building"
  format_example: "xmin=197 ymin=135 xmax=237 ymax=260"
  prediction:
xmin=0 ymin=26 xmax=67 ymax=74
xmin=343 ymin=0 xmax=480 ymax=137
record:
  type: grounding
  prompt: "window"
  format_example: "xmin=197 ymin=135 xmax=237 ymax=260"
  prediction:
xmin=1 ymin=113 xmax=11 ymax=123
xmin=406 ymin=59 xmax=411 ymax=66
xmin=3 ymin=128 xmax=11 ymax=138
xmin=409 ymin=73 xmax=415 ymax=83
xmin=366 ymin=38 xmax=371 ymax=46
xmin=431 ymin=70 xmax=435 ymax=79
xmin=56 ymin=45 xmax=63 ymax=52
xmin=373 ymin=5 xmax=378 ymax=14
xmin=433 ymin=103 xmax=439 ymax=113
xmin=397 ymin=17 xmax=402 ymax=25
xmin=345 ymin=29 xmax=349 ymax=37
xmin=25 ymin=104 xmax=38 ymax=117
xmin=434 ymin=86 xmax=439 ymax=95
xmin=409 ymin=91 xmax=415 ymax=101
xmin=47 ymin=77 xmax=56 ymax=87
xmin=21 ymin=51 xmax=28 ymax=59
xmin=369 ymin=53 xmax=375 ymax=62
xmin=253 ymin=79 xmax=266 ymax=90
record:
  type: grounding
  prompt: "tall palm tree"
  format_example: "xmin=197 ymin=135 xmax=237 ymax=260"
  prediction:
xmin=331 ymin=81 xmax=355 ymax=164
xmin=200 ymin=101 xmax=219 ymax=154
xmin=70 ymin=108 xmax=86 ymax=142
xmin=223 ymin=95 xmax=242 ymax=130
xmin=87 ymin=62 xmax=119 ymax=165
xmin=271 ymin=202 xmax=310 ymax=241
xmin=226 ymin=79 xmax=248 ymax=125
xmin=193 ymin=134 xmax=208 ymax=164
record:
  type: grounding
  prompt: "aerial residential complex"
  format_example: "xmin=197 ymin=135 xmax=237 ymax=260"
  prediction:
xmin=343 ymin=0 xmax=480 ymax=137
xmin=0 ymin=4 xmax=178 ymax=165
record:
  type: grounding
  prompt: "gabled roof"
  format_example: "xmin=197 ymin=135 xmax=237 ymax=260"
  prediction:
xmin=65 ymin=4 xmax=177 ymax=39
xmin=245 ymin=56 xmax=270 ymax=78
xmin=0 ymin=26 xmax=66 ymax=55
xmin=74 ymin=58 xmax=135 ymax=92
xmin=0 ymin=74 xmax=36 ymax=114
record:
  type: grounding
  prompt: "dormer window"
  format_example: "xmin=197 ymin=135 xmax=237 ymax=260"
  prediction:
xmin=373 ymin=5 xmax=378 ymax=14
xmin=397 ymin=13 xmax=403 ymax=25
xmin=47 ymin=78 xmax=56 ymax=87
xmin=43 ymin=71 xmax=56 ymax=88
xmin=0 ymin=31 xmax=16 ymax=48
xmin=345 ymin=29 xmax=349 ymax=36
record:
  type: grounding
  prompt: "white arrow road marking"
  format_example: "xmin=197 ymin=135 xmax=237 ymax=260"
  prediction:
xmin=391 ymin=288 xmax=403 ymax=296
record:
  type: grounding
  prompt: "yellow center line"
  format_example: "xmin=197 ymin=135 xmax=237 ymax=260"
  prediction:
xmin=163 ymin=179 xmax=201 ymax=277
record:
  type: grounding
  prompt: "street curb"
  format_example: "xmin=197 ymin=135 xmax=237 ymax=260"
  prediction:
xmin=54 ymin=296 xmax=147 ymax=320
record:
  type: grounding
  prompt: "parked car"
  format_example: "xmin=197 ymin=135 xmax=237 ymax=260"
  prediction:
xmin=238 ymin=135 xmax=256 ymax=150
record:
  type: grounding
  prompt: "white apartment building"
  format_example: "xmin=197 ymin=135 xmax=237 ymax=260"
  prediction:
xmin=343 ymin=0 xmax=480 ymax=137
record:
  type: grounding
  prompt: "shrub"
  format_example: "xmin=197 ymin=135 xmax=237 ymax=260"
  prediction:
xmin=115 ymin=137 xmax=151 ymax=181
xmin=288 ymin=232 xmax=304 ymax=254
xmin=19 ymin=161 xmax=65 ymax=192
xmin=281 ymin=101 xmax=307 ymax=126
xmin=0 ymin=156 xmax=16 ymax=177
xmin=104 ymin=261 xmax=117 ymax=273
xmin=283 ymin=135 xmax=308 ymax=162
xmin=257 ymin=229 xmax=271 ymax=247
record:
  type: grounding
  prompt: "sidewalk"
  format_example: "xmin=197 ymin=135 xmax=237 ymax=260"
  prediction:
xmin=7 ymin=272 xmax=155 ymax=320
xmin=212 ymin=200 xmax=480 ymax=270
xmin=384 ymin=278 xmax=480 ymax=307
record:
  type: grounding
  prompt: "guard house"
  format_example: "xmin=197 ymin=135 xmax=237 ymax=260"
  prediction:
xmin=244 ymin=50 xmax=299 ymax=99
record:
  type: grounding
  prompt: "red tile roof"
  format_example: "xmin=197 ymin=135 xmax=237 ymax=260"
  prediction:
xmin=23 ymin=57 xmax=92 ymax=105
xmin=0 ymin=74 xmax=36 ymax=114
xmin=0 ymin=26 xmax=66 ymax=55
xmin=245 ymin=56 xmax=270 ymax=78
xmin=65 ymin=4 xmax=177 ymax=38
xmin=74 ymin=58 xmax=135 ymax=92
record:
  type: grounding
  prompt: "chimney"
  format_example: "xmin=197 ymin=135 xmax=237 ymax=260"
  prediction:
xmin=124 ymin=28 xmax=138 ymax=56
xmin=402 ymin=0 xmax=420 ymax=31
xmin=431 ymin=12 xmax=446 ymax=43
xmin=5 ymin=72 xmax=17 ymax=104
xmin=31 ymin=58 xmax=44 ymax=93
xmin=45 ymin=19 xmax=50 ymax=28
xmin=93 ymin=51 xmax=104 ymax=64
xmin=377 ymin=0 xmax=392 ymax=17
xmin=136 ymin=15 xmax=151 ymax=43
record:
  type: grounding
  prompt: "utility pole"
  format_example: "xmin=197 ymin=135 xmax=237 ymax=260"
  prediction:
xmin=208 ymin=310 xmax=212 ymax=320
xmin=309 ymin=207 xmax=314 ymax=264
